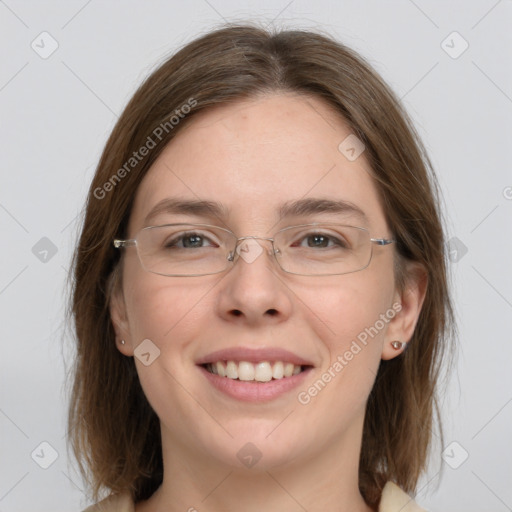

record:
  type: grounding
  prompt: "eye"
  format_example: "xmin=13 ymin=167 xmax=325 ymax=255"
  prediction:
xmin=164 ymin=231 xmax=219 ymax=249
xmin=294 ymin=232 xmax=348 ymax=249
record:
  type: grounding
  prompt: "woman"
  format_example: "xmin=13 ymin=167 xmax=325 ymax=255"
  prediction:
xmin=68 ymin=23 xmax=454 ymax=512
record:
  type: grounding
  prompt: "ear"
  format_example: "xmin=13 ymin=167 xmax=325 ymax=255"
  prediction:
xmin=381 ymin=261 xmax=428 ymax=361
xmin=109 ymin=270 xmax=134 ymax=357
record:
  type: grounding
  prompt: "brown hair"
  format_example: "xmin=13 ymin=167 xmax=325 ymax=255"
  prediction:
xmin=67 ymin=23 xmax=454 ymax=507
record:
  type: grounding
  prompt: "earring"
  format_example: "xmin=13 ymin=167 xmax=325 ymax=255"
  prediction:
xmin=121 ymin=340 xmax=125 ymax=345
xmin=390 ymin=340 xmax=405 ymax=350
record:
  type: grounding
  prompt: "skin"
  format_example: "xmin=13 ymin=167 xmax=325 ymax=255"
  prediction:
xmin=110 ymin=92 xmax=426 ymax=512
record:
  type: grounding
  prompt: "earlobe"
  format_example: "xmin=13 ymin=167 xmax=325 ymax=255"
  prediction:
xmin=109 ymin=276 xmax=134 ymax=356
xmin=382 ymin=262 xmax=427 ymax=361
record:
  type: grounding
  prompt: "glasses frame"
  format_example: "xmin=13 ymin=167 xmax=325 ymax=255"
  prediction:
xmin=113 ymin=222 xmax=396 ymax=277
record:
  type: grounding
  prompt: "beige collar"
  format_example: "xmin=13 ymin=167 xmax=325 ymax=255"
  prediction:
xmin=379 ymin=481 xmax=426 ymax=511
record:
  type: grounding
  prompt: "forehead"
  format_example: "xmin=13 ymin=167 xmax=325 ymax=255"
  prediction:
xmin=128 ymin=93 xmax=387 ymax=234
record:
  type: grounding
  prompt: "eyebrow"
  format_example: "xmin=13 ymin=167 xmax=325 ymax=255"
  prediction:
xmin=144 ymin=197 xmax=368 ymax=226
xmin=278 ymin=197 xmax=368 ymax=223
xmin=144 ymin=198 xmax=230 ymax=225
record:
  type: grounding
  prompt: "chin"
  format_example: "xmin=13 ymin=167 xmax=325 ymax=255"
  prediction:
xmin=195 ymin=423 xmax=310 ymax=472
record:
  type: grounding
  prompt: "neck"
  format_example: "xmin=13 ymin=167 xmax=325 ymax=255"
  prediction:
xmin=136 ymin=415 xmax=375 ymax=512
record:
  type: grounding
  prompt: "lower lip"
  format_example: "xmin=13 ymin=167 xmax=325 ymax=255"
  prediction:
xmin=198 ymin=365 xmax=313 ymax=402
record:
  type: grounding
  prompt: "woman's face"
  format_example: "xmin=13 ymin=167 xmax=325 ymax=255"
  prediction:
xmin=111 ymin=93 xmax=419 ymax=472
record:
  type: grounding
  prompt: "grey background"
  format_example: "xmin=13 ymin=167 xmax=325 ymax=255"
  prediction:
xmin=1 ymin=1 xmax=511 ymax=511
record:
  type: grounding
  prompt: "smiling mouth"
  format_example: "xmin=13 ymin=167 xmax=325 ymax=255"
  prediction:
xmin=201 ymin=360 xmax=312 ymax=382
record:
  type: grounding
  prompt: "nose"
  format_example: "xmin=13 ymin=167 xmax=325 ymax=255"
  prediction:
xmin=215 ymin=236 xmax=292 ymax=326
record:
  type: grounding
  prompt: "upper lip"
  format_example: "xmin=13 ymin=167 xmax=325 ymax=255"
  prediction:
xmin=196 ymin=347 xmax=315 ymax=367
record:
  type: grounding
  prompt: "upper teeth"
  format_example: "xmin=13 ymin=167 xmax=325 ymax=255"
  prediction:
xmin=206 ymin=361 xmax=302 ymax=382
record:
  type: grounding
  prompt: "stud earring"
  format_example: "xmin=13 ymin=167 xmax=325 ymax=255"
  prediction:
xmin=121 ymin=340 xmax=125 ymax=345
xmin=390 ymin=340 xmax=405 ymax=350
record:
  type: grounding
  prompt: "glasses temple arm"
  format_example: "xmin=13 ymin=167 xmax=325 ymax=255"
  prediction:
xmin=113 ymin=239 xmax=137 ymax=248
xmin=370 ymin=238 xmax=396 ymax=246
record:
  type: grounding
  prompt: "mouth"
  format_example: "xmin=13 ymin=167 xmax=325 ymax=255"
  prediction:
xmin=196 ymin=347 xmax=315 ymax=402
xmin=201 ymin=360 xmax=313 ymax=382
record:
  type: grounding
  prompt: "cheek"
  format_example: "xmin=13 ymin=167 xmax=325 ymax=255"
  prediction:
xmin=123 ymin=276 xmax=220 ymax=434
xmin=295 ymin=270 xmax=394 ymax=404
xmin=124 ymin=268 xmax=215 ymax=346
xmin=301 ymin=270 xmax=394 ymax=352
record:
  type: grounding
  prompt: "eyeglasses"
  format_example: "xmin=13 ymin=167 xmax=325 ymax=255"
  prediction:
xmin=113 ymin=223 xmax=395 ymax=277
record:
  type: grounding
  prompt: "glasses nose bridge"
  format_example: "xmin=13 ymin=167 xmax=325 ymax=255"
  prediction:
xmin=235 ymin=235 xmax=277 ymax=253
xmin=237 ymin=234 xmax=274 ymax=242
xmin=227 ymin=234 xmax=280 ymax=264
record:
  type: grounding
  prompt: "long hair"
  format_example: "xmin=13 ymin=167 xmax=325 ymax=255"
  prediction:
xmin=67 ymin=23 xmax=454 ymax=507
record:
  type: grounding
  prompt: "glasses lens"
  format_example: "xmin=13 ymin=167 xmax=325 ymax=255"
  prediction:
xmin=274 ymin=224 xmax=371 ymax=276
xmin=136 ymin=224 xmax=235 ymax=276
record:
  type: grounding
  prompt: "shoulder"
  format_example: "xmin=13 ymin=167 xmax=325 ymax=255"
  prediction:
xmin=379 ymin=481 xmax=427 ymax=512
xmin=81 ymin=492 xmax=134 ymax=512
